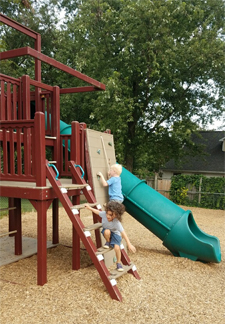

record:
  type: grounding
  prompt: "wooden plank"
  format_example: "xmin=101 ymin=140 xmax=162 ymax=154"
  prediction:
xmin=0 ymin=207 xmax=16 ymax=211
xmin=70 ymin=202 xmax=97 ymax=210
xmin=0 ymin=230 xmax=17 ymax=238
xmin=84 ymin=222 xmax=102 ymax=231
xmin=109 ymin=264 xmax=134 ymax=280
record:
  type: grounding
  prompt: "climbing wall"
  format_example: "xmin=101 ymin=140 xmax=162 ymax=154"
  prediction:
xmin=85 ymin=128 xmax=127 ymax=267
xmin=85 ymin=129 xmax=116 ymax=208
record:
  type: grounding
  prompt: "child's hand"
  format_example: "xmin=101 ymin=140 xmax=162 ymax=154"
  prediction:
xmin=128 ymin=243 xmax=136 ymax=253
xmin=97 ymin=172 xmax=102 ymax=177
xmin=85 ymin=204 xmax=91 ymax=210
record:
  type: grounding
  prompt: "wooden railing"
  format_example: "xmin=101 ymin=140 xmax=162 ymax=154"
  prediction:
xmin=0 ymin=74 xmax=21 ymax=121
xmin=0 ymin=113 xmax=46 ymax=185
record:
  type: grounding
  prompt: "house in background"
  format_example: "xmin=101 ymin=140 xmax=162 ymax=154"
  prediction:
xmin=161 ymin=130 xmax=225 ymax=181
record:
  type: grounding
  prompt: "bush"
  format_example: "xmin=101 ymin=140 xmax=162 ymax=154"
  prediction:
xmin=170 ymin=175 xmax=225 ymax=210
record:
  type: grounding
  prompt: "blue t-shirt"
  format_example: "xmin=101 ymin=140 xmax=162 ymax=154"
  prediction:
xmin=99 ymin=211 xmax=124 ymax=236
xmin=107 ymin=176 xmax=123 ymax=201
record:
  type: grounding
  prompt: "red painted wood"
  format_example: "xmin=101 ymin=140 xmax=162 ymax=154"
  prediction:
xmin=52 ymin=199 xmax=59 ymax=244
xmin=36 ymin=200 xmax=48 ymax=286
xmin=60 ymin=86 xmax=101 ymax=94
xmin=34 ymin=112 xmax=46 ymax=187
xmin=0 ymin=13 xmax=40 ymax=39
xmin=9 ymin=129 xmax=15 ymax=175
xmin=80 ymin=123 xmax=86 ymax=172
xmin=17 ymin=129 xmax=22 ymax=175
xmin=72 ymin=195 xmax=80 ymax=270
xmin=0 ymin=80 xmax=6 ymax=120
xmin=14 ymin=198 xmax=22 ymax=255
xmin=8 ymin=197 xmax=16 ymax=235
xmin=21 ymin=75 xmax=30 ymax=119
xmin=12 ymin=84 xmax=17 ymax=119
xmin=35 ymin=33 xmax=41 ymax=82
xmin=46 ymin=162 xmax=122 ymax=301
xmin=7 ymin=82 xmax=12 ymax=120
xmin=0 ymin=46 xmax=106 ymax=90
xmin=3 ymin=129 xmax=8 ymax=174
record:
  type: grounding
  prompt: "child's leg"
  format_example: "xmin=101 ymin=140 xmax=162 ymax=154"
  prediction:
xmin=114 ymin=244 xmax=121 ymax=263
xmin=103 ymin=229 xmax=111 ymax=242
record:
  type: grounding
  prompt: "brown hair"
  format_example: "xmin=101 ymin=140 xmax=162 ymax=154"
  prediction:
xmin=105 ymin=201 xmax=125 ymax=222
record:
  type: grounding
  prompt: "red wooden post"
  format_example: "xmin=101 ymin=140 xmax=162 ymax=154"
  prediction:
xmin=34 ymin=112 xmax=46 ymax=187
xmin=21 ymin=75 xmax=30 ymax=119
xmin=79 ymin=123 xmax=86 ymax=172
xmin=52 ymin=199 xmax=59 ymax=244
xmin=36 ymin=200 xmax=48 ymax=285
xmin=14 ymin=198 xmax=22 ymax=255
xmin=71 ymin=121 xmax=81 ymax=270
xmin=51 ymin=86 xmax=60 ymax=171
xmin=8 ymin=197 xmax=15 ymax=236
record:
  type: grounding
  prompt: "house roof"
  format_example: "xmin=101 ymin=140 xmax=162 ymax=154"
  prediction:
xmin=163 ymin=131 xmax=225 ymax=174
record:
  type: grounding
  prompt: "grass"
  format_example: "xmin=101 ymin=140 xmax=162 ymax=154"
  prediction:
xmin=0 ymin=197 xmax=87 ymax=219
xmin=0 ymin=198 xmax=35 ymax=218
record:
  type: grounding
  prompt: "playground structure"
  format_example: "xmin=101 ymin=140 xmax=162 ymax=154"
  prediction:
xmin=0 ymin=14 xmax=221 ymax=302
xmin=0 ymin=14 xmax=141 ymax=302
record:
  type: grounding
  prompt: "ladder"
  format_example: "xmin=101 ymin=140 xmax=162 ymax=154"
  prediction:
xmin=46 ymin=160 xmax=140 ymax=301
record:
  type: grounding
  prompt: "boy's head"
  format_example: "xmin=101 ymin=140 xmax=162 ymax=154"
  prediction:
xmin=110 ymin=164 xmax=122 ymax=176
xmin=105 ymin=201 xmax=125 ymax=222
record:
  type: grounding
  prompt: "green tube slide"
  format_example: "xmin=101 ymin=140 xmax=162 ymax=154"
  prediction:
xmin=120 ymin=167 xmax=221 ymax=263
xmin=54 ymin=115 xmax=221 ymax=263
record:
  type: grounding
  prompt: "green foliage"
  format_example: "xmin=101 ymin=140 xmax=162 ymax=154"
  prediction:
xmin=170 ymin=174 xmax=225 ymax=210
xmin=57 ymin=0 xmax=225 ymax=171
xmin=1 ymin=0 xmax=225 ymax=174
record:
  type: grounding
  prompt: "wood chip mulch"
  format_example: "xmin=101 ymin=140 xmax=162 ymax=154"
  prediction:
xmin=0 ymin=206 xmax=224 ymax=324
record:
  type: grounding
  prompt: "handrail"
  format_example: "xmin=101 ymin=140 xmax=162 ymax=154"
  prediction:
xmin=0 ymin=73 xmax=21 ymax=85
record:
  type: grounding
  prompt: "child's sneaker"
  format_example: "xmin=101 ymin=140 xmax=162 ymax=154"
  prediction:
xmin=116 ymin=263 xmax=124 ymax=272
xmin=103 ymin=242 xmax=110 ymax=249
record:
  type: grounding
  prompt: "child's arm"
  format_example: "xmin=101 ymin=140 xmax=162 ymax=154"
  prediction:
xmin=97 ymin=172 xmax=108 ymax=187
xmin=84 ymin=204 xmax=100 ymax=216
xmin=121 ymin=230 xmax=136 ymax=253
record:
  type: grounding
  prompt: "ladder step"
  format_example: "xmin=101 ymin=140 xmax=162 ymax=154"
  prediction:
xmin=45 ymin=136 xmax=57 ymax=139
xmin=60 ymin=184 xmax=88 ymax=190
xmin=84 ymin=222 xmax=102 ymax=231
xmin=96 ymin=246 xmax=113 ymax=255
xmin=109 ymin=264 xmax=134 ymax=280
xmin=71 ymin=203 xmax=97 ymax=210
xmin=48 ymin=161 xmax=57 ymax=164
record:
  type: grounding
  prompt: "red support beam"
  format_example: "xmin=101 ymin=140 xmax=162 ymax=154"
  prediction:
xmin=0 ymin=47 xmax=106 ymax=90
xmin=0 ymin=14 xmax=40 ymax=39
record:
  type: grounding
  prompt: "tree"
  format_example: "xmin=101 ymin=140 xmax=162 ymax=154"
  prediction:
xmin=0 ymin=0 xmax=64 ymax=82
xmin=1 ymin=0 xmax=225 ymax=174
xmin=58 ymin=0 xmax=225 ymax=172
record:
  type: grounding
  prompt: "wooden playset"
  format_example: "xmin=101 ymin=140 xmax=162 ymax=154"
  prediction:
xmin=0 ymin=14 xmax=140 ymax=302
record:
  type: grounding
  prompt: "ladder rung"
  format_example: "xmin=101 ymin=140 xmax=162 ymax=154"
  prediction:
xmin=60 ymin=184 xmax=88 ymax=190
xmin=84 ymin=222 xmax=102 ymax=231
xmin=109 ymin=264 xmax=134 ymax=280
xmin=0 ymin=207 xmax=16 ymax=212
xmin=48 ymin=161 xmax=57 ymax=164
xmin=0 ymin=230 xmax=17 ymax=237
xmin=71 ymin=203 xmax=97 ymax=210
xmin=45 ymin=136 xmax=57 ymax=139
xmin=96 ymin=246 xmax=113 ymax=255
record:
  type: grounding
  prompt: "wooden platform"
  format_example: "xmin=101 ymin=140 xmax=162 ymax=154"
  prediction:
xmin=0 ymin=179 xmax=84 ymax=200
xmin=0 ymin=236 xmax=57 ymax=267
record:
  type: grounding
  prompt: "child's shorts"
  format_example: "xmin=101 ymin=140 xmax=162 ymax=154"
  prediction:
xmin=101 ymin=228 xmax=122 ymax=247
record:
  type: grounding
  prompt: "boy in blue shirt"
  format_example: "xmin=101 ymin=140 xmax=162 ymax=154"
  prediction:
xmin=97 ymin=164 xmax=124 ymax=203
xmin=85 ymin=201 xmax=136 ymax=271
